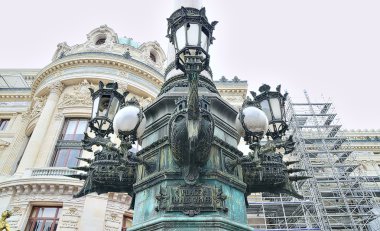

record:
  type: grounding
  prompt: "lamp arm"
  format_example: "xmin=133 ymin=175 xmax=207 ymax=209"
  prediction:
xmin=118 ymin=140 xmax=155 ymax=173
xmin=224 ymin=141 xmax=262 ymax=173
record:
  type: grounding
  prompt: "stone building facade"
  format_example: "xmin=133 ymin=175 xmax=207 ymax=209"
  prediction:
xmin=0 ymin=25 xmax=248 ymax=231
xmin=1 ymin=24 xmax=378 ymax=231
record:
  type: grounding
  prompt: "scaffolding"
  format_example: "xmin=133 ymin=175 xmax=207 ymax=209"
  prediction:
xmin=247 ymin=91 xmax=380 ymax=231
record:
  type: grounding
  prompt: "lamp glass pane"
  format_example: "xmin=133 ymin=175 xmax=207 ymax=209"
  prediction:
xmin=201 ymin=27 xmax=209 ymax=51
xmin=268 ymin=123 xmax=275 ymax=132
xmin=176 ymin=25 xmax=186 ymax=51
xmin=270 ymin=98 xmax=282 ymax=120
xmin=98 ymin=95 xmax=111 ymax=117
xmin=179 ymin=52 xmax=186 ymax=66
xmin=187 ymin=23 xmax=199 ymax=46
xmin=260 ymin=100 xmax=272 ymax=120
xmin=108 ymin=97 xmax=120 ymax=120
xmin=92 ymin=96 xmax=99 ymax=119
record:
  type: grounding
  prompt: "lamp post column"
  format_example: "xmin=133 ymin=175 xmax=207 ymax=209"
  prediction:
xmin=16 ymin=81 xmax=64 ymax=174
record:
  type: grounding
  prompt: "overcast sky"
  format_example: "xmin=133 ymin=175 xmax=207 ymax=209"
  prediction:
xmin=0 ymin=0 xmax=379 ymax=129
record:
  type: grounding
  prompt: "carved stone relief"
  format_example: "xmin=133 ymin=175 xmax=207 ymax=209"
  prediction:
xmin=58 ymin=80 xmax=95 ymax=108
xmin=127 ymin=94 xmax=152 ymax=107
xmin=49 ymin=81 xmax=64 ymax=95
xmin=59 ymin=206 xmax=82 ymax=230
xmin=30 ymin=95 xmax=47 ymax=118
xmin=104 ymin=213 xmax=123 ymax=231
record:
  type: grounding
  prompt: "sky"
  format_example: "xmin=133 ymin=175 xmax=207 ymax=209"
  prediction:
xmin=0 ymin=0 xmax=379 ymax=129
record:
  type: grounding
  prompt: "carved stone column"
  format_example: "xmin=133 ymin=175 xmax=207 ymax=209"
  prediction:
xmin=16 ymin=81 xmax=64 ymax=174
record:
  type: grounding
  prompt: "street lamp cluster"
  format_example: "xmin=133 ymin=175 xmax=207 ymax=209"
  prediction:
xmin=67 ymin=6 xmax=309 ymax=228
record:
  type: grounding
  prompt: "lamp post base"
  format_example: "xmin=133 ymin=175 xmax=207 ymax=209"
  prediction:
xmin=128 ymin=216 xmax=254 ymax=231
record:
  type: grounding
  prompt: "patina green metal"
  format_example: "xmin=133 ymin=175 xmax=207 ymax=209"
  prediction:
xmin=66 ymin=82 xmax=138 ymax=198
xmin=66 ymin=6 xmax=311 ymax=231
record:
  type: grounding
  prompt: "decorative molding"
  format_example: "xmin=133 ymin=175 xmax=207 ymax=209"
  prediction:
xmin=0 ymin=139 xmax=10 ymax=148
xmin=58 ymin=80 xmax=95 ymax=109
xmin=31 ymin=55 xmax=164 ymax=97
xmin=54 ymin=112 xmax=64 ymax=120
xmin=0 ymin=94 xmax=32 ymax=99
xmin=49 ymin=81 xmax=64 ymax=95
xmin=58 ymin=206 xmax=83 ymax=230
xmin=29 ymin=95 xmax=47 ymax=118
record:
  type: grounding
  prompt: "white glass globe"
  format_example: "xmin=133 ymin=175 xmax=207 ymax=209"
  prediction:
xmin=113 ymin=106 xmax=146 ymax=138
xmin=236 ymin=106 xmax=269 ymax=136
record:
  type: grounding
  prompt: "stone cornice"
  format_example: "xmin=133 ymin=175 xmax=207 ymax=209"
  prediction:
xmin=0 ymin=177 xmax=83 ymax=194
xmin=0 ymin=88 xmax=32 ymax=100
xmin=0 ymin=94 xmax=32 ymax=100
xmin=31 ymin=53 xmax=165 ymax=97
xmin=351 ymin=145 xmax=380 ymax=150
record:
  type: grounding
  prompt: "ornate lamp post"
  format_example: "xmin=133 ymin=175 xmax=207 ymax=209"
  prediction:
xmin=235 ymin=84 xmax=308 ymax=200
xmin=166 ymin=7 xmax=217 ymax=184
xmin=68 ymin=82 xmax=143 ymax=198
xmin=67 ymin=5 xmax=310 ymax=231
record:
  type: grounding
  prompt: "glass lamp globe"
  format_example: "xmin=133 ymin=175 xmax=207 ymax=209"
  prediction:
xmin=113 ymin=105 xmax=146 ymax=138
xmin=236 ymin=106 xmax=269 ymax=137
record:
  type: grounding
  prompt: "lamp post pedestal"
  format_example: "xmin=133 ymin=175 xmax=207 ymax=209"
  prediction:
xmin=128 ymin=79 xmax=253 ymax=231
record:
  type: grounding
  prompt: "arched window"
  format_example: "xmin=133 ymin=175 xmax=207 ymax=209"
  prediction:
xmin=96 ymin=38 xmax=106 ymax=45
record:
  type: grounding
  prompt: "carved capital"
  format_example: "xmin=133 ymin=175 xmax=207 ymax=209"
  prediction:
xmin=30 ymin=95 xmax=48 ymax=118
xmin=49 ymin=81 xmax=64 ymax=95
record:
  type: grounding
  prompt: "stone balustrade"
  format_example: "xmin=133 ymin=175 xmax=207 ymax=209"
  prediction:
xmin=24 ymin=167 xmax=79 ymax=177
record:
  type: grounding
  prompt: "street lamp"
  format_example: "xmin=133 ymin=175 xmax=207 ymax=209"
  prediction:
xmin=233 ymin=84 xmax=308 ymax=200
xmin=88 ymin=81 xmax=127 ymax=137
xmin=68 ymin=82 xmax=147 ymax=198
xmin=66 ymin=7 xmax=310 ymax=229
xmin=251 ymin=84 xmax=288 ymax=140
xmin=166 ymin=6 xmax=217 ymax=184
xmin=167 ymin=7 xmax=217 ymax=73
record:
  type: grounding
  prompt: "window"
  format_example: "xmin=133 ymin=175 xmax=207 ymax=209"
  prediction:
xmin=150 ymin=52 xmax=156 ymax=63
xmin=0 ymin=119 xmax=9 ymax=131
xmin=96 ymin=37 xmax=106 ymax=45
xmin=52 ymin=118 xmax=88 ymax=167
xmin=25 ymin=206 xmax=61 ymax=231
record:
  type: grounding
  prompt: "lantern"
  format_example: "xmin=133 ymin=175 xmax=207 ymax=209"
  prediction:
xmin=252 ymin=84 xmax=288 ymax=140
xmin=89 ymin=81 xmax=126 ymax=137
xmin=167 ymin=7 xmax=217 ymax=72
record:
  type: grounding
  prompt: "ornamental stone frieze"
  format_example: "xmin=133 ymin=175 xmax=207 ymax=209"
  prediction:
xmin=58 ymin=80 xmax=95 ymax=109
xmin=0 ymin=180 xmax=85 ymax=230
xmin=29 ymin=95 xmax=47 ymax=118
xmin=59 ymin=206 xmax=82 ymax=230
xmin=0 ymin=175 xmax=136 ymax=231
xmin=104 ymin=213 xmax=123 ymax=231
xmin=51 ymin=25 xmax=166 ymax=71
xmin=127 ymin=93 xmax=153 ymax=108
xmin=104 ymin=193 xmax=131 ymax=231
xmin=32 ymin=54 xmax=164 ymax=98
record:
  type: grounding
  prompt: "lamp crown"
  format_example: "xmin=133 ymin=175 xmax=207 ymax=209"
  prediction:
xmin=258 ymin=84 xmax=271 ymax=93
